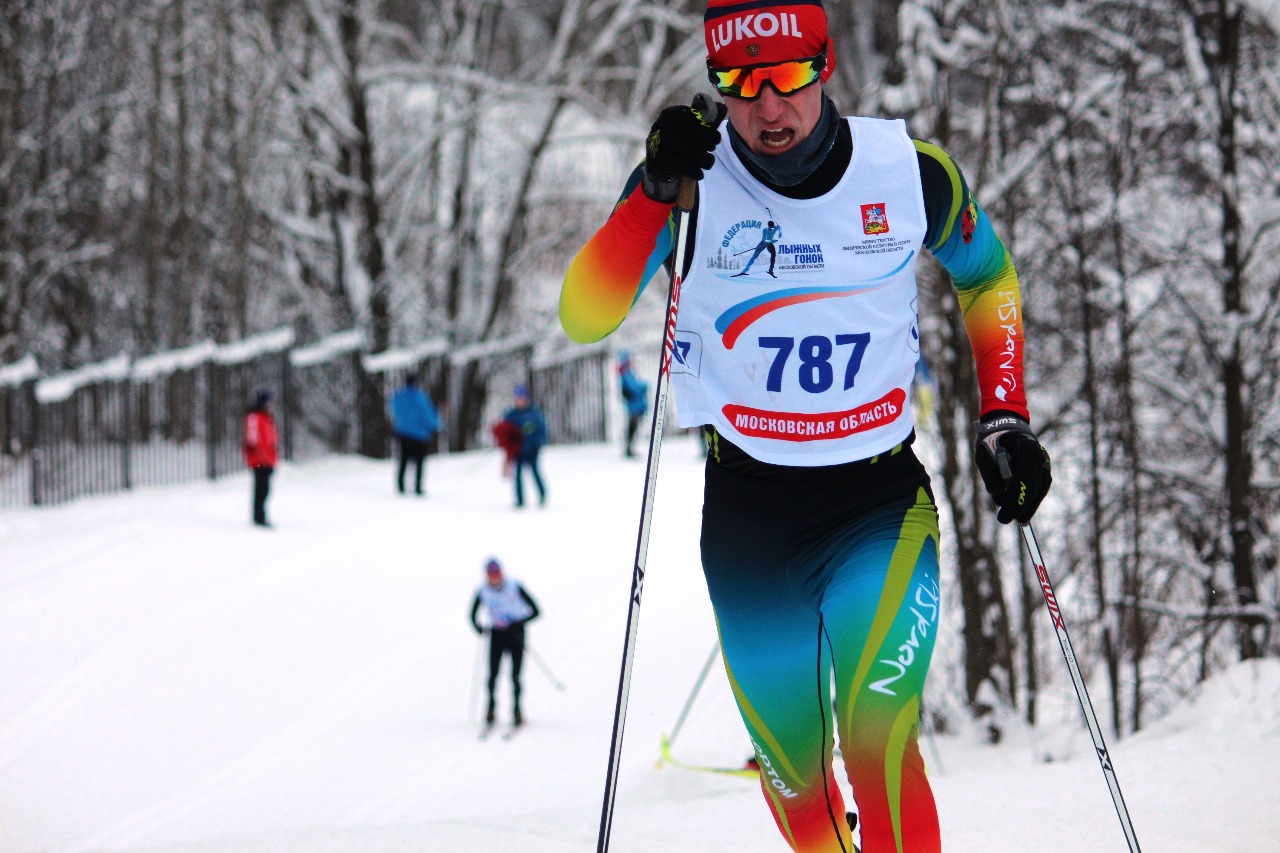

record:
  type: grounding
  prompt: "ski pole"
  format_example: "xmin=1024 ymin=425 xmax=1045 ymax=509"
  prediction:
xmin=525 ymin=642 xmax=567 ymax=691
xmin=656 ymin=642 xmax=721 ymax=770
xmin=597 ymin=93 xmax=718 ymax=853
xmin=667 ymin=642 xmax=720 ymax=749
xmin=1019 ymin=521 xmax=1142 ymax=852
xmin=469 ymin=632 xmax=487 ymax=724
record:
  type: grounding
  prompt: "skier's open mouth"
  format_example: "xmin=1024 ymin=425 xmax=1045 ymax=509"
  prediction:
xmin=760 ymin=128 xmax=795 ymax=150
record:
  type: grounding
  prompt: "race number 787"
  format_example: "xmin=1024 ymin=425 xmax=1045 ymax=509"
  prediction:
xmin=758 ymin=333 xmax=871 ymax=393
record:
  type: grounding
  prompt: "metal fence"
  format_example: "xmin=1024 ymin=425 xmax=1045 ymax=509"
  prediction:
xmin=0 ymin=328 xmax=652 ymax=509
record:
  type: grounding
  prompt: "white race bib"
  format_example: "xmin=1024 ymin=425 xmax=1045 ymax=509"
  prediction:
xmin=670 ymin=117 xmax=927 ymax=466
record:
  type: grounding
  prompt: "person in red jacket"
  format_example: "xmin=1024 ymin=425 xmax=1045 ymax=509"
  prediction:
xmin=243 ymin=389 xmax=279 ymax=527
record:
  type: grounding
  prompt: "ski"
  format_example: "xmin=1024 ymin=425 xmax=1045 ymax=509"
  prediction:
xmin=501 ymin=723 xmax=523 ymax=741
xmin=479 ymin=723 xmax=496 ymax=741
xmin=656 ymin=734 xmax=760 ymax=779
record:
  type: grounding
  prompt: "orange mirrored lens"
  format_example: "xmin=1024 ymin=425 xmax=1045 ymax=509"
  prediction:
xmin=712 ymin=59 xmax=819 ymax=99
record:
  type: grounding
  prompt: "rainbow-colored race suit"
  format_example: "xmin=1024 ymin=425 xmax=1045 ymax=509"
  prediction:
xmin=561 ymin=112 xmax=1029 ymax=853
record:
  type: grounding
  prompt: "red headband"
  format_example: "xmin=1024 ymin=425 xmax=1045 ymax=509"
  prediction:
xmin=704 ymin=0 xmax=834 ymax=81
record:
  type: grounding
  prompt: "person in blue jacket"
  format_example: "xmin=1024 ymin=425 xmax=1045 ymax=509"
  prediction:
xmin=617 ymin=351 xmax=649 ymax=458
xmin=498 ymin=385 xmax=548 ymax=508
xmin=388 ymin=372 xmax=440 ymax=495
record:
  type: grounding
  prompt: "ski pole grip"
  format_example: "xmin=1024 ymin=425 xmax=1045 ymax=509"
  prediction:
xmin=676 ymin=92 xmax=722 ymax=212
xmin=676 ymin=177 xmax=696 ymax=211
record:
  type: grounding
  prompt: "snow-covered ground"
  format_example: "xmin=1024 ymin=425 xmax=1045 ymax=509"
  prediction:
xmin=3 ymin=436 xmax=1277 ymax=852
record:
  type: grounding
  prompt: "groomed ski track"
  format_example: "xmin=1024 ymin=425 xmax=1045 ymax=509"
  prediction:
xmin=2 ymin=438 xmax=1277 ymax=852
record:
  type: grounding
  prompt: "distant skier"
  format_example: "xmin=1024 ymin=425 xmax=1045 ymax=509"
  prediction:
xmin=469 ymin=558 xmax=540 ymax=729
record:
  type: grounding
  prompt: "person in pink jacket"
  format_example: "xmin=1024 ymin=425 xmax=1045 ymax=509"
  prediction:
xmin=243 ymin=389 xmax=279 ymax=527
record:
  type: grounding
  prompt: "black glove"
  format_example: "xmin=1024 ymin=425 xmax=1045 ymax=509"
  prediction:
xmin=974 ymin=413 xmax=1052 ymax=525
xmin=642 ymin=99 xmax=727 ymax=202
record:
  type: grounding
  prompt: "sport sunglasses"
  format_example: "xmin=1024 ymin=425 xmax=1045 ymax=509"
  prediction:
xmin=707 ymin=51 xmax=827 ymax=100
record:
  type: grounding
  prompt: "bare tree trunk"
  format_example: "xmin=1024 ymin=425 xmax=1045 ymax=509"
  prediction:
xmin=220 ymin=5 xmax=253 ymax=340
xmin=167 ymin=0 xmax=192 ymax=346
xmin=1196 ymin=0 xmax=1260 ymax=659
xmin=1020 ymin=543 xmax=1039 ymax=725
xmin=1108 ymin=56 xmax=1150 ymax=732
xmin=338 ymin=0 xmax=388 ymax=458
xmin=141 ymin=5 xmax=167 ymax=348
xmin=0 ymin=2 xmax=24 ymax=360
xmin=1054 ymin=102 xmax=1123 ymax=736
xmin=339 ymin=0 xmax=388 ymax=353
xmin=483 ymin=97 xmax=568 ymax=339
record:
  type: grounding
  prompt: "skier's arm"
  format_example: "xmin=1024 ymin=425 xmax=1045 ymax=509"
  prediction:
xmin=916 ymin=140 xmax=1029 ymax=421
xmin=559 ymin=164 xmax=676 ymax=344
xmin=469 ymin=594 xmax=484 ymax=634
xmin=517 ymin=586 xmax=540 ymax=624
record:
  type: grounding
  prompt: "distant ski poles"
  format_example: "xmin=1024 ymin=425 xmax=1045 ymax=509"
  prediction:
xmin=525 ymin=643 xmax=566 ymax=691
xmin=469 ymin=633 xmax=486 ymax=724
xmin=1019 ymin=522 xmax=1142 ymax=852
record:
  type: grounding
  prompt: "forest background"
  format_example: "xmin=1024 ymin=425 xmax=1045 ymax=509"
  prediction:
xmin=2 ymin=0 xmax=1279 ymax=742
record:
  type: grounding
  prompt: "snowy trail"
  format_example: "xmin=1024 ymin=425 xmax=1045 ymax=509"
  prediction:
xmin=2 ymin=438 xmax=1278 ymax=852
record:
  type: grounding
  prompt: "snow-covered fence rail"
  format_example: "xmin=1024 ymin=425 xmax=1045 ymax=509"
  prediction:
xmin=0 ymin=330 xmax=648 ymax=509
xmin=532 ymin=345 xmax=610 ymax=447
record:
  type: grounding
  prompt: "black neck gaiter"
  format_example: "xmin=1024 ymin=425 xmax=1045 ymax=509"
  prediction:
xmin=728 ymin=94 xmax=840 ymax=187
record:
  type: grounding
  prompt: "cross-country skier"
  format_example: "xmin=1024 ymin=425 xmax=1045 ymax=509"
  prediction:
xmin=469 ymin=558 xmax=540 ymax=728
xmin=559 ymin=1 xmax=1052 ymax=851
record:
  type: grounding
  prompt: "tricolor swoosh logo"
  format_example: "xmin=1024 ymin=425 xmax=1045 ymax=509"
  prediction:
xmin=715 ymin=251 xmax=915 ymax=348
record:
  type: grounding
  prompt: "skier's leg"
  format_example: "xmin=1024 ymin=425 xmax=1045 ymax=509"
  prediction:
xmin=486 ymin=635 xmax=502 ymax=721
xmin=767 ymin=244 xmax=778 ymax=274
xmin=510 ymin=631 xmax=525 ymax=721
xmin=823 ymin=488 xmax=942 ymax=853
xmin=701 ymin=466 xmax=852 ymax=853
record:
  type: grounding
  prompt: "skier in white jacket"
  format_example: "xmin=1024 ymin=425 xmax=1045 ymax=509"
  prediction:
xmin=469 ymin=558 xmax=540 ymax=727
